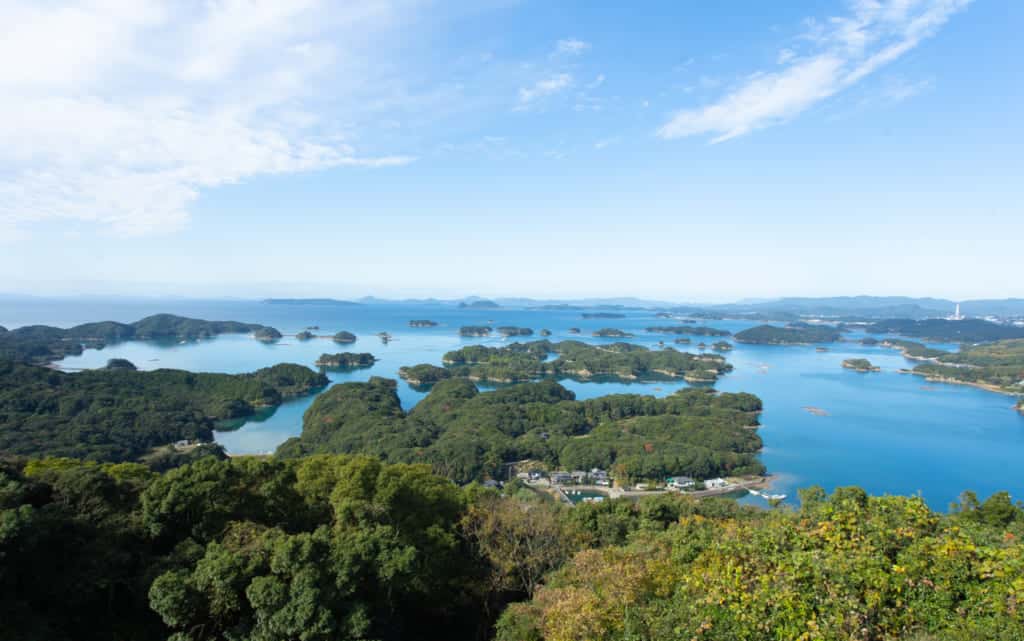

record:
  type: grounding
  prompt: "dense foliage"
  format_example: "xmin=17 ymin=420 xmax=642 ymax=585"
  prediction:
xmin=0 ymin=361 xmax=327 ymax=462
xmin=4 ymin=456 xmax=1022 ymax=641
xmin=398 ymin=339 xmax=733 ymax=385
xmin=734 ymin=323 xmax=842 ymax=344
xmin=278 ymin=377 xmax=764 ymax=484
xmin=497 ymin=487 xmax=1024 ymax=641
xmin=0 ymin=314 xmax=277 ymax=364
xmin=866 ymin=318 xmax=1024 ymax=342
xmin=332 ymin=330 xmax=357 ymax=343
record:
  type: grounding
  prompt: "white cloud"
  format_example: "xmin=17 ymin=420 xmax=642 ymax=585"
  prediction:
xmin=555 ymin=38 xmax=590 ymax=55
xmin=777 ymin=48 xmax=797 ymax=64
xmin=518 ymin=73 xmax=573 ymax=105
xmin=659 ymin=0 xmax=972 ymax=143
xmin=0 ymin=0 xmax=414 ymax=236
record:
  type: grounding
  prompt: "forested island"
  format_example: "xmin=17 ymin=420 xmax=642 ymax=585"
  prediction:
xmin=497 ymin=326 xmax=533 ymax=337
xmin=332 ymin=330 xmax=357 ymax=343
xmin=315 ymin=352 xmax=376 ymax=369
xmin=278 ymin=377 xmax=763 ymax=483
xmin=295 ymin=330 xmax=315 ymax=340
xmin=734 ymin=324 xmax=842 ymax=344
xmin=842 ymin=358 xmax=879 ymax=372
xmin=252 ymin=326 xmax=282 ymax=342
xmin=409 ymin=319 xmax=439 ymax=327
xmin=0 ymin=360 xmax=327 ymax=462
xmin=0 ymin=314 xmax=280 ymax=364
xmin=866 ymin=318 xmax=1024 ymax=343
xmin=459 ymin=299 xmax=500 ymax=309
xmin=398 ymin=340 xmax=732 ymax=385
xmin=646 ymin=325 xmax=731 ymax=336
xmin=592 ymin=328 xmax=633 ymax=338
xmin=711 ymin=340 xmax=733 ymax=351
xmin=460 ymin=325 xmax=493 ymax=337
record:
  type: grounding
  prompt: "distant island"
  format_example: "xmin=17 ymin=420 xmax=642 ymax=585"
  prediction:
xmin=734 ymin=324 xmax=842 ymax=345
xmin=843 ymin=358 xmax=880 ymax=372
xmin=497 ymin=326 xmax=533 ymax=337
xmin=458 ymin=300 xmax=500 ymax=309
xmin=567 ymin=327 xmax=581 ymax=334
xmin=460 ymin=326 xmax=492 ymax=337
xmin=582 ymin=312 xmax=626 ymax=319
xmin=315 ymin=352 xmax=376 ymax=369
xmin=673 ymin=337 xmax=691 ymax=345
xmin=593 ymin=328 xmax=633 ymax=338
xmin=0 ymin=313 xmax=281 ymax=364
xmin=409 ymin=320 xmax=439 ymax=327
xmin=295 ymin=330 xmax=315 ymax=340
xmin=332 ymin=331 xmax=357 ymax=344
xmin=646 ymin=325 xmax=731 ymax=336
xmin=539 ymin=329 xmax=552 ymax=336
xmin=397 ymin=339 xmax=732 ymax=386
xmin=711 ymin=341 xmax=733 ymax=351
xmin=263 ymin=298 xmax=360 ymax=306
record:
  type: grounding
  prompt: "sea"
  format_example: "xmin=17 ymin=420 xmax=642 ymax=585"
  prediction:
xmin=4 ymin=297 xmax=1022 ymax=510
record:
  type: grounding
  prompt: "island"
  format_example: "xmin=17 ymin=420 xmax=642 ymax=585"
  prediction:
xmin=733 ymin=324 xmax=842 ymax=345
xmin=253 ymin=326 xmax=282 ymax=342
xmin=295 ymin=330 xmax=315 ymax=340
xmin=673 ymin=337 xmax=691 ymax=345
xmin=582 ymin=312 xmax=626 ymax=319
xmin=539 ymin=329 xmax=552 ymax=336
xmin=332 ymin=330 xmax=357 ymax=344
xmin=842 ymin=358 xmax=880 ymax=372
xmin=0 ymin=360 xmax=327 ymax=463
xmin=645 ymin=326 xmax=731 ymax=336
xmin=567 ymin=327 xmax=581 ymax=334
xmin=104 ymin=358 xmax=137 ymax=370
xmin=711 ymin=341 xmax=733 ymax=351
xmin=409 ymin=320 xmax=439 ymax=327
xmin=593 ymin=328 xmax=634 ymax=338
xmin=397 ymin=339 xmax=733 ymax=386
xmin=458 ymin=300 xmax=500 ymax=309
xmin=0 ymin=313 xmax=282 ymax=364
xmin=497 ymin=326 xmax=534 ymax=337
xmin=460 ymin=325 xmax=492 ymax=337
xmin=315 ymin=352 xmax=376 ymax=369
xmin=277 ymin=377 xmax=764 ymax=484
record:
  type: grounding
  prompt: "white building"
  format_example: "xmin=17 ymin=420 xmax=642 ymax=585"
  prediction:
xmin=704 ymin=477 xmax=729 ymax=489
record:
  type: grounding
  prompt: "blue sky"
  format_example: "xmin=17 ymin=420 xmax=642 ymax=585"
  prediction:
xmin=1 ymin=0 xmax=1020 ymax=301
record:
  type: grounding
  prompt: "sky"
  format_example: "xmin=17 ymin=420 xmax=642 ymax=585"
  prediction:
xmin=1 ymin=0 xmax=1021 ymax=302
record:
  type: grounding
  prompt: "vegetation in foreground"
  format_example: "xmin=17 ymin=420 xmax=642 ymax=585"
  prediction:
xmin=278 ymin=377 xmax=764 ymax=484
xmin=1 ymin=455 xmax=1022 ymax=641
xmin=0 ymin=360 xmax=327 ymax=462
xmin=399 ymin=339 xmax=732 ymax=385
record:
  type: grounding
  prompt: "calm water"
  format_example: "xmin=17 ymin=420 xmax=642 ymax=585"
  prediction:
xmin=4 ymin=298 xmax=1022 ymax=509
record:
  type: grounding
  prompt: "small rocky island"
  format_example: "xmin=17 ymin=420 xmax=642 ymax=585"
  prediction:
xmin=711 ymin=341 xmax=733 ymax=351
xmin=253 ymin=327 xmax=282 ymax=342
xmin=539 ymin=329 xmax=552 ymax=336
xmin=332 ymin=331 xmax=357 ymax=344
xmin=409 ymin=320 xmax=438 ymax=327
xmin=843 ymin=358 xmax=880 ymax=372
xmin=295 ymin=330 xmax=315 ymax=340
xmin=593 ymin=328 xmax=634 ymax=338
xmin=460 ymin=326 xmax=492 ymax=337
xmin=497 ymin=326 xmax=533 ymax=337
xmin=315 ymin=353 xmax=376 ymax=369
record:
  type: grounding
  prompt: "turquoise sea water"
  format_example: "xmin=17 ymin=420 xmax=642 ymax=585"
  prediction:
xmin=4 ymin=298 xmax=1022 ymax=509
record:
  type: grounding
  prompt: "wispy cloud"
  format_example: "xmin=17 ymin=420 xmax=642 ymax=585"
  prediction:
xmin=555 ymin=38 xmax=590 ymax=56
xmin=0 ymin=0 xmax=415 ymax=237
xmin=659 ymin=0 xmax=972 ymax=143
xmin=518 ymin=73 xmax=573 ymax=106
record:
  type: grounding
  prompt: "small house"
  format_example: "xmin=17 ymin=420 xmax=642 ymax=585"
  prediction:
xmin=667 ymin=476 xmax=695 ymax=490
xmin=550 ymin=471 xmax=573 ymax=485
xmin=704 ymin=477 xmax=729 ymax=489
